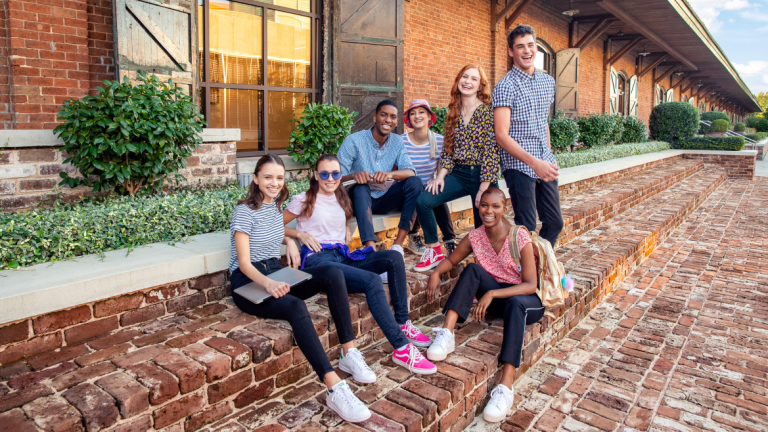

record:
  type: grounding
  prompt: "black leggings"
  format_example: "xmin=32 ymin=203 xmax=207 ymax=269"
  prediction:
xmin=443 ymin=263 xmax=544 ymax=367
xmin=230 ymin=259 xmax=356 ymax=381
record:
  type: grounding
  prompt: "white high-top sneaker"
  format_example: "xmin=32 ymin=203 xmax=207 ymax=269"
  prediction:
xmin=326 ymin=380 xmax=371 ymax=423
xmin=338 ymin=348 xmax=376 ymax=384
xmin=426 ymin=327 xmax=455 ymax=361
xmin=483 ymin=384 xmax=515 ymax=423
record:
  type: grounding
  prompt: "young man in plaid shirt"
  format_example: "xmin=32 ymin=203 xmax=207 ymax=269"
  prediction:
xmin=492 ymin=24 xmax=563 ymax=247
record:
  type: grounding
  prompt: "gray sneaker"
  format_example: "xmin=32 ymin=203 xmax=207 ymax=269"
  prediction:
xmin=445 ymin=239 xmax=457 ymax=256
xmin=407 ymin=233 xmax=427 ymax=255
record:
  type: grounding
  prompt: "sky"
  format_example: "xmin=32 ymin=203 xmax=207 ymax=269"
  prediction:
xmin=688 ymin=0 xmax=768 ymax=95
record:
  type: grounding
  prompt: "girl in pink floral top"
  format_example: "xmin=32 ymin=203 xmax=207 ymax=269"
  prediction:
xmin=423 ymin=187 xmax=544 ymax=424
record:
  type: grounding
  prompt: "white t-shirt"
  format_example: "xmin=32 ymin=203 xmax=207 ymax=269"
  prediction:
xmin=286 ymin=192 xmax=347 ymax=244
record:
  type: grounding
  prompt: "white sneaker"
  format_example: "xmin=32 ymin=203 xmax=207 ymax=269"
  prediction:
xmin=326 ymin=380 xmax=371 ymax=423
xmin=380 ymin=244 xmax=404 ymax=282
xmin=483 ymin=384 xmax=514 ymax=423
xmin=426 ymin=327 xmax=455 ymax=361
xmin=338 ymin=348 xmax=376 ymax=384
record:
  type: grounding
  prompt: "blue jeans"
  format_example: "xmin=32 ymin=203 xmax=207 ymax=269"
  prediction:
xmin=350 ymin=176 xmax=424 ymax=244
xmin=304 ymin=249 xmax=410 ymax=349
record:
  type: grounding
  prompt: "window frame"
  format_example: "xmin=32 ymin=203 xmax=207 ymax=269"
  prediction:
xmin=197 ymin=0 xmax=324 ymax=157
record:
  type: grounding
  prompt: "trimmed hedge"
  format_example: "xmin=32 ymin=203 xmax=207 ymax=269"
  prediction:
xmin=700 ymin=111 xmax=729 ymax=122
xmin=620 ymin=116 xmax=647 ymax=143
xmin=577 ymin=113 xmax=624 ymax=147
xmin=746 ymin=132 xmax=768 ymax=141
xmin=734 ymin=122 xmax=746 ymax=132
xmin=555 ymin=141 xmax=670 ymax=169
xmin=710 ymin=119 xmax=729 ymax=133
xmin=549 ymin=109 xmax=580 ymax=153
xmin=649 ymin=102 xmax=699 ymax=143
xmin=673 ymin=136 xmax=745 ymax=151
xmin=756 ymin=119 xmax=768 ymax=132
xmin=746 ymin=116 xmax=762 ymax=129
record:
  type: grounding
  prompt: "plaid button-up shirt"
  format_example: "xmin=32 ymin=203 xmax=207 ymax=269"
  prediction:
xmin=338 ymin=128 xmax=415 ymax=199
xmin=492 ymin=66 xmax=556 ymax=179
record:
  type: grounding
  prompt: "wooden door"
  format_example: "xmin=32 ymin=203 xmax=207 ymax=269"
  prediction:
xmin=555 ymin=49 xmax=579 ymax=119
xmin=609 ymin=67 xmax=618 ymax=115
xmin=112 ymin=0 xmax=196 ymax=96
xmin=332 ymin=0 xmax=404 ymax=133
xmin=628 ymin=75 xmax=638 ymax=117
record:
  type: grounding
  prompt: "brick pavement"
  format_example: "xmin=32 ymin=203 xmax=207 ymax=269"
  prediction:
xmin=465 ymin=177 xmax=768 ymax=432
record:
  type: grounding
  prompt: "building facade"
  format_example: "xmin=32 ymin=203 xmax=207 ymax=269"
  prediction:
xmin=0 ymin=0 xmax=761 ymax=157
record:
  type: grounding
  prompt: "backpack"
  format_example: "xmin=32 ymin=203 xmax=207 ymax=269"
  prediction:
xmin=508 ymin=225 xmax=569 ymax=310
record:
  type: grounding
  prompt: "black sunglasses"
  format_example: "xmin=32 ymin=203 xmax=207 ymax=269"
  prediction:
xmin=317 ymin=170 xmax=342 ymax=181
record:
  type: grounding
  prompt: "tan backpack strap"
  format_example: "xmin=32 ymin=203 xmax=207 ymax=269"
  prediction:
xmin=508 ymin=225 xmax=529 ymax=266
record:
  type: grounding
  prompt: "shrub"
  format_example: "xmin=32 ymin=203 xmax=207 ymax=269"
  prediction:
xmin=700 ymin=111 xmax=730 ymax=123
xmin=287 ymin=103 xmax=357 ymax=170
xmin=756 ymin=119 xmax=768 ymax=132
xmin=673 ymin=136 xmax=744 ymax=151
xmin=649 ymin=102 xmax=699 ymax=143
xmin=53 ymin=71 xmax=205 ymax=196
xmin=548 ymin=109 xmax=580 ymax=153
xmin=733 ymin=122 xmax=746 ymax=132
xmin=746 ymin=132 xmax=768 ymax=141
xmin=577 ymin=113 xmax=624 ymax=147
xmin=746 ymin=116 xmax=762 ymax=129
xmin=709 ymin=119 xmax=729 ymax=133
xmin=430 ymin=105 xmax=448 ymax=135
xmin=555 ymin=141 xmax=670 ymax=169
xmin=620 ymin=116 xmax=647 ymax=143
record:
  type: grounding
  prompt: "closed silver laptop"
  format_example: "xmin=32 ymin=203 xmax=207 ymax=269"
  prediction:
xmin=234 ymin=267 xmax=312 ymax=304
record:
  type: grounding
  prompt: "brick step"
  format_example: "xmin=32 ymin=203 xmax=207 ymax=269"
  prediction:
xmin=555 ymin=159 xmax=703 ymax=246
xmin=0 ymin=169 xmax=727 ymax=432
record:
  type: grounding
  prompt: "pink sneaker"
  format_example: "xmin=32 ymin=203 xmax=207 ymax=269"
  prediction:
xmin=392 ymin=344 xmax=437 ymax=375
xmin=414 ymin=246 xmax=444 ymax=272
xmin=400 ymin=320 xmax=432 ymax=347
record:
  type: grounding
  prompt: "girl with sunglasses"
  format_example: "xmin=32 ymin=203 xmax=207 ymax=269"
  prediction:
xmin=283 ymin=154 xmax=437 ymax=375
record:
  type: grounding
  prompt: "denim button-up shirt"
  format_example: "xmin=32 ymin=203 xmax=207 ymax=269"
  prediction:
xmin=338 ymin=129 xmax=415 ymax=199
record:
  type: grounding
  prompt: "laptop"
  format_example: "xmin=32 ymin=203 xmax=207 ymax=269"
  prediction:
xmin=234 ymin=267 xmax=313 ymax=304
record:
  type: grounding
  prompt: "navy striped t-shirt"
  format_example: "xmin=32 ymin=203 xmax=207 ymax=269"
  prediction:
xmin=228 ymin=202 xmax=285 ymax=273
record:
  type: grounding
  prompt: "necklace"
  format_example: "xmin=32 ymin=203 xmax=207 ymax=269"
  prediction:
xmin=461 ymin=100 xmax=480 ymax=121
xmin=488 ymin=222 xmax=507 ymax=251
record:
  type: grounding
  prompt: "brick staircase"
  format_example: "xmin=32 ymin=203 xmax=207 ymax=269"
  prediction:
xmin=0 ymin=158 xmax=736 ymax=432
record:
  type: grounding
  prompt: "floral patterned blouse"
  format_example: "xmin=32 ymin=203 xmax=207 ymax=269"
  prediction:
xmin=440 ymin=103 xmax=501 ymax=182
xmin=468 ymin=225 xmax=532 ymax=284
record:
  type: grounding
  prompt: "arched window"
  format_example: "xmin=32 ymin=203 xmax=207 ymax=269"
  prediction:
xmin=617 ymin=72 xmax=628 ymax=116
xmin=698 ymin=101 xmax=705 ymax=113
xmin=534 ymin=43 xmax=552 ymax=75
xmin=656 ymin=85 xmax=666 ymax=106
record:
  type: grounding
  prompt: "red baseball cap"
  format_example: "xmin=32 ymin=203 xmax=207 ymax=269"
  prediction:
xmin=404 ymin=99 xmax=437 ymax=128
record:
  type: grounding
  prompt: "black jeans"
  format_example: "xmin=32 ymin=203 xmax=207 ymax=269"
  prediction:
xmin=304 ymin=249 xmax=410 ymax=349
xmin=443 ymin=263 xmax=544 ymax=367
xmin=350 ymin=176 xmax=423 ymax=244
xmin=230 ymin=259 xmax=356 ymax=381
xmin=503 ymin=169 xmax=564 ymax=247
xmin=409 ymin=202 xmax=455 ymax=242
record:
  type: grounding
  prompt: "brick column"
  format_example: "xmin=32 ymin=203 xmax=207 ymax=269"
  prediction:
xmin=6 ymin=0 xmax=90 ymax=129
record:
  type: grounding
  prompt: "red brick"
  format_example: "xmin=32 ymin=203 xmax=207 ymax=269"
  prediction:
xmin=0 ymin=332 xmax=62 ymax=365
xmin=571 ymin=408 xmax=617 ymax=431
xmin=0 ymin=384 xmax=54 ymax=412
xmin=152 ymin=390 xmax=205 ymax=430
xmin=234 ymin=378 xmax=274 ymax=408
xmin=154 ymin=351 xmax=206 ymax=394
xmin=189 ymin=272 xmax=227 ymax=290
xmin=167 ymin=293 xmax=206 ymax=313
xmin=106 ymin=415 xmax=152 ymax=432
xmin=126 ymin=362 xmax=179 ymax=405
xmin=93 ymin=292 xmax=144 ymax=318
xmin=210 ymin=315 xmax=257 ymax=333
xmin=534 ymin=409 xmax=566 ymax=432
xmin=62 ymin=382 xmax=119 ymax=431
xmin=145 ymin=282 xmax=188 ymax=304
xmin=119 ymin=304 xmax=165 ymax=327
xmin=182 ymin=343 xmax=231 ymax=382
xmin=370 ymin=399 xmax=422 ymax=432
xmin=0 ymin=408 xmax=38 ymax=432
xmin=95 ymin=372 xmax=149 ymax=419
xmin=22 ymin=395 xmax=83 ymax=432
xmin=27 ymin=343 xmax=90 ymax=370
xmin=715 ymin=392 xmax=768 ymax=415
xmin=418 ymin=373 xmax=463 ymax=404
xmin=185 ymin=401 xmax=233 ymax=432
xmin=539 ymin=376 xmax=568 ymax=396
xmin=246 ymin=322 xmax=293 ymax=355
xmin=208 ymin=369 xmax=252 ymax=403
xmin=64 ymin=316 xmax=119 ymax=344
xmin=227 ymin=330 xmax=272 ymax=364
xmin=386 ymin=388 xmax=437 ymax=427
xmin=205 ymin=337 xmax=252 ymax=370
xmin=8 ymin=361 xmax=77 ymax=389
xmin=88 ymin=329 xmax=142 ymax=350
xmin=185 ymin=303 xmax=228 ymax=319
xmin=0 ymin=321 xmax=30 ymax=346
xmin=52 ymin=361 xmax=117 ymax=391
xmin=625 ymin=406 xmax=653 ymax=430
xmin=75 ymin=342 xmax=130 ymax=367
xmin=401 ymin=378 xmax=451 ymax=413
xmin=505 ymin=409 xmax=536 ymax=431
xmin=166 ymin=329 xmax=217 ymax=349
xmin=17 ymin=149 xmax=57 ymax=162
xmin=437 ymin=400 xmax=464 ymax=432
xmin=111 ymin=345 xmax=170 ymax=369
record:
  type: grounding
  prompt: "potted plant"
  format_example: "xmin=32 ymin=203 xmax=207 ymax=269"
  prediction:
xmin=707 ymin=119 xmax=729 ymax=137
xmin=733 ymin=122 xmax=746 ymax=136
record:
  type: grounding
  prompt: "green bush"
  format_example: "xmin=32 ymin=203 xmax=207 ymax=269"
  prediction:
xmin=53 ymin=71 xmax=205 ymax=196
xmin=700 ymin=111 xmax=730 ymax=123
xmin=548 ymin=109 xmax=579 ymax=153
xmin=673 ymin=136 xmax=744 ymax=151
xmin=734 ymin=122 xmax=746 ymax=132
xmin=746 ymin=132 xmax=768 ymax=141
xmin=430 ymin=105 xmax=448 ymax=135
xmin=620 ymin=116 xmax=647 ymax=143
xmin=577 ymin=113 xmax=624 ymax=147
xmin=287 ymin=103 xmax=357 ymax=171
xmin=555 ymin=141 xmax=670 ymax=169
xmin=649 ymin=102 xmax=699 ymax=143
xmin=709 ymin=119 xmax=729 ymax=133
xmin=746 ymin=116 xmax=762 ymax=129
xmin=756 ymin=119 xmax=768 ymax=132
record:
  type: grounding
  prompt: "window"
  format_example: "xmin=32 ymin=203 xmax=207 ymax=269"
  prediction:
xmin=534 ymin=43 xmax=552 ymax=75
xmin=656 ymin=85 xmax=666 ymax=106
xmin=699 ymin=101 xmax=705 ymax=113
xmin=198 ymin=0 xmax=322 ymax=156
xmin=617 ymin=73 xmax=627 ymax=116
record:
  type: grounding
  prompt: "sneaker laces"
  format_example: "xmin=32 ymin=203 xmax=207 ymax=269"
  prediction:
xmin=345 ymin=350 xmax=373 ymax=376
xmin=402 ymin=321 xmax=422 ymax=339
xmin=404 ymin=344 xmax=427 ymax=372
xmin=331 ymin=382 xmax=364 ymax=410
xmin=488 ymin=386 xmax=512 ymax=408
xmin=418 ymin=248 xmax=436 ymax=264
xmin=432 ymin=328 xmax=451 ymax=349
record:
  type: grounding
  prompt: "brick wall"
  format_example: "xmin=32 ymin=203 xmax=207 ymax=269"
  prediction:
xmin=0 ymin=141 xmax=237 ymax=211
xmin=86 ymin=0 xmax=114 ymax=91
xmin=682 ymin=152 xmax=756 ymax=178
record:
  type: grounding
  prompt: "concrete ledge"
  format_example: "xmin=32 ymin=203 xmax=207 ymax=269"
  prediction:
xmin=0 ymin=148 xmax=745 ymax=325
xmin=238 ymin=155 xmax=306 ymax=173
xmin=0 ymin=128 xmax=240 ymax=148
